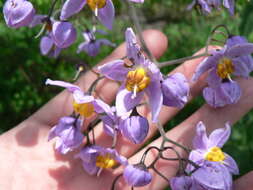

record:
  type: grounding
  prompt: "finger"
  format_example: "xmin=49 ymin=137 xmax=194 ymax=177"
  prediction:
xmin=93 ymin=47 xmax=213 ymax=156
xmin=121 ymin=77 xmax=253 ymax=190
xmin=234 ymin=171 xmax=253 ymax=190
xmin=27 ymin=29 xmax=168 ymax=127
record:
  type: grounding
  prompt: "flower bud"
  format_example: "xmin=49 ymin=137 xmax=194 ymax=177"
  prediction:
xmin=52 ymin=21 xmax=77 ymax=48
xmin=120 ymin=109 xmax=149 ymax=144
xmin=3 ymin=0 xmax=35 ymax=28
xmin=123 ymin=164 xmax=152 ymax=187
xmin=161 ymin=73 xmax=189 ymax=108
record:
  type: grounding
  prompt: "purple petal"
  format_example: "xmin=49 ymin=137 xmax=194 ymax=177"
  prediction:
xmin=227 ymin=43 xmax=253 ymax=58
xmin=223 ymin=0 xmax=234 ymax=15
xmin=101 ymin=115 xmax=116 ymax=137
xmin=97 ymin=39 xmax=116 ymax=47
xmin=73 ymin=91 xmax=94 ymax=104
xmin=45 ymin=79 xmax=81 ymax=92
xmin=170 ymin=176 xmax=193 ymax=190
xmin=115 ymin=85 xmax=144 ymax=117
xmin=226 ymin=36 xmax=247 ymax=48
xmin=98 ymin=60 xmax=129 ymax=81
xmin=186 ymin=150 xmax=204 ymax=173
xmin=82 ymin=161 xmax=99 ymax=175
xmin=224 ymin=153 xmax=239 ymax=175
xmin=77 ymin=41 xmax=100 ymax=56
xmin=145 ymin=80 xmax=163 ymax=123
xmin=209 ymin=122 xmax=231 ymax=148
xmin=203 ymin=81 xmax=241 ymax=107
xmin=162 ymin=73 xmax=189 ymax=108
xmin=4 ymin=0 xmax=35 ymax=28
xmin=60 ymin=0 xmax=86 ymax=20
xmin=233 ymin=56 xmax=253 ymax=77
xmin=206 ymin=68 xmax=222 ymax=88
xmin=93 ymin=99 xmax=114 ymax=117
xmin=193 ymin=121 xmax=209 ymax=150
xmin=40 ymin=36 xmax=54 ymax=55
xmin=104 ymin=148 xmax=128 ymax=166
xmin=192 ymin=162 xmax=230 ymax=189
xmin=120 ymin=115 xmax=149 ymax=144
xmin=97 ymin=0 xmax=115 ymax=30
xmin=29 ymin=14 xmax=46 ymax=27
xmin=123 ymin=164 xmax=152 ymax=187
xmin=52 ymin=21 xmax=77 ymax=48
xmin=192 ymin=51 xmax=223 ymax=81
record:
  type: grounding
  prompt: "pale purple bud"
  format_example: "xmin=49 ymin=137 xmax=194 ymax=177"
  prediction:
xmin=123 ymin=164 xmax=152 ymax=187
xmin=3 ymin=0 xmax=35 ymax=28
xmin=52 ymin=21 xmax=77 ymax=48
xmin=120 ymin=110 xmax=149 ymax=144
xmin=162 ymin=73 xmax=189 ymax=108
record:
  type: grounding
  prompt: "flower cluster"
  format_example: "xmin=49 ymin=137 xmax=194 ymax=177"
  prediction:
xmin=170 ymin=122 xmax=238 ymax=190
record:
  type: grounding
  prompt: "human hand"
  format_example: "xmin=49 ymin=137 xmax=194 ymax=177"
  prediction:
xmin=0 ymin=29 xmax=253 ymax=190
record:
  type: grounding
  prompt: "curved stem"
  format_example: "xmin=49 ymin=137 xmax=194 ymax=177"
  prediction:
xmin=111 ymin=174 xmax=123 ymax=190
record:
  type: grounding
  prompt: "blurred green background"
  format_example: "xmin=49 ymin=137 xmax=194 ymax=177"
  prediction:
xmin=0 ymin=0 xmax=253 ymax=187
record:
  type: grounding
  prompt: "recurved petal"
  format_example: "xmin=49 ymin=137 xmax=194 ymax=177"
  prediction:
xmin=193 ymin=121 xmax=209 ymax=150
xmin=115 ymin=84 xmax=144 ymax=117
xmin=223 ymin=0 xmax=234 ymax=15
xmin=224 ymin=153 xmax=239 ymax=175
xmin=209 ymin=122 xmax=231 ymax=148
xmin=227 ymin=43 xmax=253 ymax=58
xmin=93 ymin=98 xmax=114 ymax=117
xmin=73 ymin=91 xmax=94 ymax=104
xmin=60 ymin=0 xmax=86 ymax=20
xmin=233 ymin=56 xmax=253 ymax=77
xmin=45 ymin=79 xmax=81 ymax=92
xmin=145 ymin=80 xmax=163 ymax=123
xmin=128 ymin=0 xmax=144 ymax=3
xmin=97 ymin=0 xmax=115 ymax=30
xmin=98 ymin=60 xmax=129 ymax=81
xmin=170 ymin=176 xmax=193 ymax=190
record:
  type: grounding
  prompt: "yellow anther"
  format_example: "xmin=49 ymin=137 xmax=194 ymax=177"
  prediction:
xmin=96 ymin=154 xmax=116 ymax=169
xmin=205 ymin=147 xmax=225 ymax=162
xmin=125 ymin=68 xmax=150 ymax=93
xmin=217 ymin=57 xmax=234 ymax=79
xmin=87 ymin=0 xmax=106 ymax=11
xmin=73 ymin=101 xmax=94 ymax=117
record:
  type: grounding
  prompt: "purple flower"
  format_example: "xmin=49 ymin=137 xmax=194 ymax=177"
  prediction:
xmin=51 ymin=21 xmax=77 ymax=49
xmin=3 ymin=0 xmax=35 ymax=28
xmin=75 ymin=145 xmax=128 ymax=175
xmin=192 ymin=35 xmax=253 ymax=107
xmin=60 ymin=0 xmax=115 ymax=30
xmin=45 ymin=79 xmax=114 ymax=118
xmin=119 ymin=109 xmax=149 ymax=144
xmin=40 ymin=34 xmax=62 ymax=58
xmin=123 ymin=164 xmax=152 ymax=187
xmin=187 ymin=121 xmax=239 ymax=175
xmin=77 ymin=29 xmax=115 ymax=56
xmin=162 ymin=73 xmax=189 ymax=108
xmin=48 ymin=116 xmax=84 ymax=154
xmin=188 ymin=0 xmax=234 ymax=15
xmin=98 ymin=28 xmax=163 ymax=122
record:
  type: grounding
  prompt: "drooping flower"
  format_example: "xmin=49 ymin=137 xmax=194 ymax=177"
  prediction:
xmin=161 ymin=73 xmax=189 ymax=108
xmin=51 ymin=21 xmax=77 ymax=49
xmin=77 ymin=29 xmax=115 ymax=56
xmin=75 ymin=145 xmax=128 ymax=175
xmin=45 ymin=79 xmax=114 ymax=118
xmin=119 ymin=108 xmax=149 ymax=144
xmin=3 ymin=0 xmax=35 ymax=28
xmin=40 ymin=34 xmax=62 ymax=58
xmin=192 ymin=35 xmax=253 ymax=107
xmin=187 ymin=121 xmax=239 ymax=175
xmin=99 ymin=27 xmax=163 ymax=122
xmin=188 ymin=0 xmax=234 ymax=15
xmin=48 ymin=116 xmax=84 ymax=154
xmin=60 ymin=0 xmax=115 ymax=30
xmin=123 ymin=163 xmax=152 ymax=187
